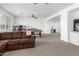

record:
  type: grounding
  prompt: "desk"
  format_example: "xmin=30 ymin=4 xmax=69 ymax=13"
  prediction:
xmin=28 ymin=29 xmax=42 ymax=37
xmin=51 ymin=29 xmax=56 ymax=33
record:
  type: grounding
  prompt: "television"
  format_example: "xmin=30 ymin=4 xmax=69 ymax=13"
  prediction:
xmin=74 ymin=19 xmax=79 ymax=31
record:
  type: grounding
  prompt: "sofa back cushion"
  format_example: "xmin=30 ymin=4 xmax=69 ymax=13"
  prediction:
xmin=0 ymin=32 xmax=13 ymax=40
xmin=0 ymin=32 xmax=33 ymax=40
xmin=22 ymin=32 xmax=26 ymax=38
xmin=12 ymin=32 xmax=22 ymax=39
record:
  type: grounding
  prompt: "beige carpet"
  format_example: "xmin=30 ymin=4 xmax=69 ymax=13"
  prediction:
xmin=3 ymin=33 xmax=79 ymax=56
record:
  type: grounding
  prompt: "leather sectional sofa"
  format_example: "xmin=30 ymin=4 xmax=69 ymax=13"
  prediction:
xmin=0 ymin=32 xmax=36 ymax=54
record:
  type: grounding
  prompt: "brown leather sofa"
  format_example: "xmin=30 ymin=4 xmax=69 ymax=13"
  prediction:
xmin=0 ymin=40 xmax=8 ymax=53
xmin=0 ymin=32 xmax=36 ymax=53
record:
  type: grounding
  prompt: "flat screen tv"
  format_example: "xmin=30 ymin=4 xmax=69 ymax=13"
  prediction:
xmin=74 ymin=19 xmax=79 ymax=31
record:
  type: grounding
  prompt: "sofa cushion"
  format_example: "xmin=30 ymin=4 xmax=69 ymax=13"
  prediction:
xmin=0 ymin=32 xmax=12 ymax=40
xmin=26 ymin=31 xmax=32 ymax=35
xmin=12 ymin=32 xmax=22 ymax=39
xmin=22 ymin=32 xmax=26 ymax=38
xmin=7 ymin=39 xmax=20 ymax=45
xmin=19 ymin=39 xmax=35 ymax=44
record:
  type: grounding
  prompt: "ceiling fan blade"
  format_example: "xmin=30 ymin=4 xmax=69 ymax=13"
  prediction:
xmin=31 ymin=14 xmax=34 ymax=17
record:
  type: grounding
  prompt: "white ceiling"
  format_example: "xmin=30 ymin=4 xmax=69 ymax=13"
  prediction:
xmin=0 ymin=3 xmax=73 ymax=17
xmin=49 ymin=15 xmax=60 ymax=22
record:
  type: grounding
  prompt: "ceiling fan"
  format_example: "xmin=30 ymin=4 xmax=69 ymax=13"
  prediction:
xmin=34 ymin=3 xmax=48 ymax=5
xmin=31 ymin=14 xmax=39 ymax=19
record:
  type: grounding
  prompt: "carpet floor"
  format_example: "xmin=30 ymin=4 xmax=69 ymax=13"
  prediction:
xmin=3 ymin=33 xmax=79 ymax=56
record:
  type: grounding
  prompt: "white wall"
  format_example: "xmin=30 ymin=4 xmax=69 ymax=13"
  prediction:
xmin=60 ymin=7 xmax=79 ymax=42
xmin=60 ymin=4 xmax=79 ymax=42
xmin=69 ymin=9 xmax=79 ymax=45
xmin=68 ymin=8 xmax=79 ymax=33
xmin=68 ymin=8 xmax=79 ymax=45
xmin=60 ymin=11 xmax=69 ymax=42
xmin=45 ymin=4 xmax=79 ymax=43
xmin=14 ymin=16 xmax=46 ymax=33
xmin=47 ymin=16 xmax=60 ymax=33
xmin=14 ymin=16 xmax=60 ymax=34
